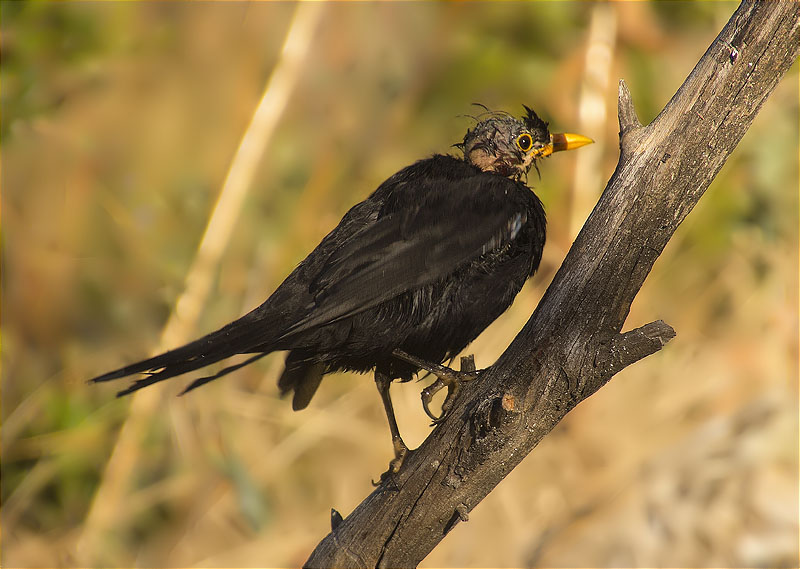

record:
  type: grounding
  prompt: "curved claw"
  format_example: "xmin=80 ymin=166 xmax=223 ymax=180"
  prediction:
xmin=419 ymin=370 xmax=482 ymax=424
xmin=421 ymin=378 xmax=446 ymax=421
xmin=428 ymin=378 xmax=462 ymax=425
xmin=429 ymin=412 xmax=448 ymax=426
xmin=396 ymin=349 xmax=484 ymax=424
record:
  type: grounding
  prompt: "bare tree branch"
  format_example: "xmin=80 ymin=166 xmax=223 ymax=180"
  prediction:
xmin=305 ymin=1 xmax=800 ymax=567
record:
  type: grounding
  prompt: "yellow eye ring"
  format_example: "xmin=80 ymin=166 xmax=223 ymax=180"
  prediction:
xmin=516 ymin=133 xmax=533 ymax=152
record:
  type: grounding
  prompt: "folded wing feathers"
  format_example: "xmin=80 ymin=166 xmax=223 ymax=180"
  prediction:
xmin=281 ymin=194 xmax=525 ymax=338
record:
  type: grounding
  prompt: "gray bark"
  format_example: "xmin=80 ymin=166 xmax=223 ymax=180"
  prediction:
xmin=305 ymin=1 xmax=800 ymax=567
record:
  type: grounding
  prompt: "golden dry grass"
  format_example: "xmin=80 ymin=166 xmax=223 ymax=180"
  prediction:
xmin=2 ymin=2 xmax=797 ymax=567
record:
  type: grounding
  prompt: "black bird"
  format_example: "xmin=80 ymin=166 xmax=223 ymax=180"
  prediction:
xmin=91 ymin=106 xmax=591 ymax=474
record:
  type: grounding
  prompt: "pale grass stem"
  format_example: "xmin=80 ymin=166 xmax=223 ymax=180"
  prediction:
xmin=76 ymin=3 xmax=325 ymax=563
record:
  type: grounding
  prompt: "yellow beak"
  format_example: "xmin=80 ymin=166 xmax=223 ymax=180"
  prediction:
xmin=534 ymin=132 xmax=594 ymax=158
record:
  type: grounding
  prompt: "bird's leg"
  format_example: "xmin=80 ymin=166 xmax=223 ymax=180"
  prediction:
xmin=392 ymin=349 xmax=483 ymax=423
xmin=374 ymin=370 xmax=408 ymax=481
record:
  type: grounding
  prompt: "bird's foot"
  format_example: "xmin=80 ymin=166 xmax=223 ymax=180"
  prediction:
xmin=421 ymin=358 xmax=479 ymax=423
xmin=392 ymin=350 xmax=482 ymax=423
xmin=373 ymin=437 xmax=409 ymax=486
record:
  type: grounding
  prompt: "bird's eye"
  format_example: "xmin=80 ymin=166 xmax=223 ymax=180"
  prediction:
xmin=516 ymin=133 xmax=533 ymax=152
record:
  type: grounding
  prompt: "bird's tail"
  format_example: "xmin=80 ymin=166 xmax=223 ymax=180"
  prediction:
xmin=89 ymin=310 xmax=277 ymax=397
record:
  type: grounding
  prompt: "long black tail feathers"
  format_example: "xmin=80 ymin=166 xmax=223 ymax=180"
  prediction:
xmin=90 ymin=351 xmax=270 ymax=398
xmin=89 ymin=307 xmax=279 ymax=397
xmin=177 ymin=353 xmax=269 ymax=395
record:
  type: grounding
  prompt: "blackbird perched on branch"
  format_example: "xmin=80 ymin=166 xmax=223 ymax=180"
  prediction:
xmin=91 ymin=106 xmax=592 ymax=475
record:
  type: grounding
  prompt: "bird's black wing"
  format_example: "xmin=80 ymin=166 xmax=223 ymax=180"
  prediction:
xmin=280 ymin=174 xmax=528 ymax=338
xmin=90 ymin=170 xmax=530 ymax=394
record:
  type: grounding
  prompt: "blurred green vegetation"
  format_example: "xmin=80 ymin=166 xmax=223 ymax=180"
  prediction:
xmin=2 ymin=2 xmax=797 ymax=567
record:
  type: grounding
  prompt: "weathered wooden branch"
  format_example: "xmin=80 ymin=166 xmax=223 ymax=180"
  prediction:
xmin=305 ymin=2 xmax=800 ymax=567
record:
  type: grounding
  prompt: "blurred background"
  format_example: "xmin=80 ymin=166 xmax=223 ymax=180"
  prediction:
xmin=2 ymin=2 xmax=797 ymax=567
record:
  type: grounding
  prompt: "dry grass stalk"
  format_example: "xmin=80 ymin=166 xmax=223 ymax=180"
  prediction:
xmin=76 ymin=3 xmax=325 ymax=563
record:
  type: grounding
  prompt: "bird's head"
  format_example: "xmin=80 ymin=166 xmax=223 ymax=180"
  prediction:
xmin=458 ymin=105 xmax=593 ymax=180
